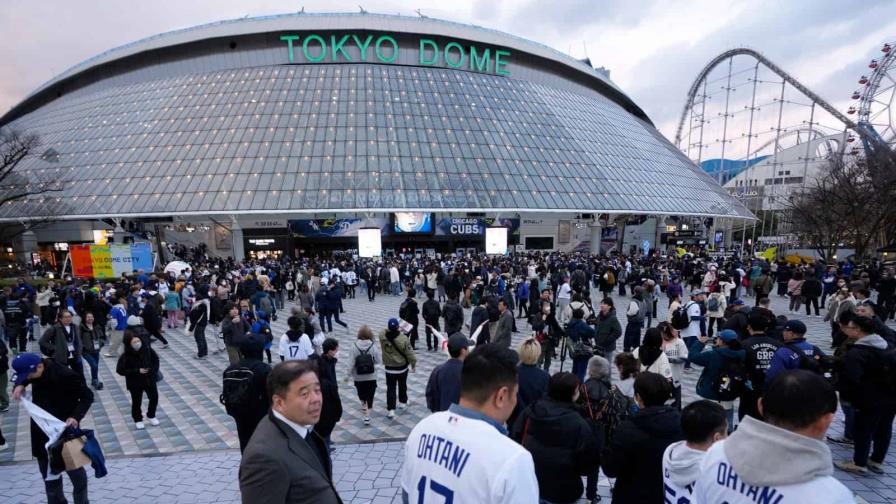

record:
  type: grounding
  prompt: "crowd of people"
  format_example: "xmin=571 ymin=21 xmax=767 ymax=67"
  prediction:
xmin=1 ymin=248 xmax=895 ymax=503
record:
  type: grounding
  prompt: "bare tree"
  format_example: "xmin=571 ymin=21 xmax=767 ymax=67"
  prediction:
xmin=784 ymin=147 xmax=896 ymax=261
xmin=0 ymin=128 xmax=65 ymax=243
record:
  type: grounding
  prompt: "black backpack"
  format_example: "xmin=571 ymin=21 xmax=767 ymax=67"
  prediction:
xmin=580 ymin=384 xmax=635 ymax=445
xmin=354 ymin=342 xmax=375 ymax=375
xmin=671 ymin=302 xmax=692 ymax=330
xmin=713 ymin=357 xmax=750 ymax=401
xmin=868 ymin=348 xmax=896 ymax=394
xmin=220 ymin=364 xmax=262 ymax=416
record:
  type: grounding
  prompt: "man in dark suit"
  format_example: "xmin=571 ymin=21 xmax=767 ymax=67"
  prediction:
xmin=239 ymin=360 xmax=342 ymax=504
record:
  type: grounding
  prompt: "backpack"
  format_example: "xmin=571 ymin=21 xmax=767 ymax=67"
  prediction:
xmin=786 ymin=343 xmax=833 ymax=380
xmin=713 ymin=357 xmax=750 ymax=401
xmin=580 ymin=385 xmax=635 ymax=445
xmin=354 ymin=342 xmax=375 ymax=375
xmin=605 ymin=271 xmax=616 ymax=286
xmin=868 ymin=348 xmax=896 ymax=394
xmin=706 ymin=294 xmax=720 ymax=312
xmin=671 ymin=302 xmax=692 ymax=330
xmin=258 ymin=295 xmax=274 ymax=315
xmin=220 ymin=364 xmax=262 ymax=416
xmin=399 ymin=298 xmax=414 ymax=321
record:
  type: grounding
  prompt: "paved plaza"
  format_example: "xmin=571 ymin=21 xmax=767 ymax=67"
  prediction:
xmin=0 ymin=289 xmax=894 ymax=503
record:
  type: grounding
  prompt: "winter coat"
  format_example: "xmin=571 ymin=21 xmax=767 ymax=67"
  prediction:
xmin=425 ymin=358 xmax=463 ymax=413
xmin=511 ymin=399 xmax=602 ymax=504
xmin=838 ymin=333 xmax=896 ymax=410
xmin=687 ymin=339 xmax=747 ymax=401
xmin=566 ymin=318 xmax=595 ymax=345
xmin=602 ymin=405 xmax=684 ymax=503
xmin=378 ymin=329 xmax=417 ymax=370
xmin=802 ymin=278 xmax=823 ymax=298
xmin=39 ymin=323 xmax=82 ymax=365
xmin=163 ymin=291 xmax=181 ymax=311
xmin=515 ymin=364 xmax=550 ymax=420
xmin=593 ymin=309 xmax=622 ymax=356
xmin=24 ymin=359 xmax=94 ymax=458
xmin=79 ymin=322 xmax=105 ymax=357
xmin=441 ymin=299 xmax=463 ymax=336
xmin=421 ymin=299 xmax=441 ymax=327
xmin=347 ymin=339 xmax=381 ymax=382
xmin=116 ymin=346 xmax=160 ymax=391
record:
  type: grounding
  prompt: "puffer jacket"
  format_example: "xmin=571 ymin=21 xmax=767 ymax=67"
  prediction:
xmin=593 ymin=309 xmax=622 ymax=356
xmin=378 ymin=329 xmax=417 ymax=370
xmin=687 ymin=339 xmax=746 ymax=401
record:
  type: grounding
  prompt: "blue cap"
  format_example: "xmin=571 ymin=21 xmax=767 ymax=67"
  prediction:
xmin=717 ymin=329 xmax=739 ymax=342
xmin=12 ymin=353 xmax=42 ymax=385
xmin=388 ymin=318 xmax=399 ymax=331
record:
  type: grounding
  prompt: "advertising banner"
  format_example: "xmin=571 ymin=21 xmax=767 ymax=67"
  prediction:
xmin=290 ymin=218 xmax=388 ymax=238
xmin=434 ymin=217 xmax=519 ymax=237
xmin=70 ymin=242 xmax=154 ymax=278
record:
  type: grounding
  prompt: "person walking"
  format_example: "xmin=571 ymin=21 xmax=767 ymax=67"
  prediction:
xmin=348 ymin=325 xmax=381 ymax=425
xmin=140 ymin=294 xmax=169 ymax=348
xmin=441 ymin=294 xmax=464 ymax=337
xmin=278 ymin=316 xmax=313 ymax=362
xmin=399 ymin=288 xmax=420 ymax=350
xmin=623 ymin=286 xmax=646 ymax=352
xmin=4 ymin=291 xmax=30 ymax=353
xmin=116 ymin=329 xmax=161 ymax=429
xmin=11 ymin=353 xmax=94 ymax=504
xmin=238 ymin=360 xmax=343 ymax=503
xmin=221 ymin=302 xmax=251 ymax=365
xmin=104 ymin=295 xmax=128 ymax=358
xmin=221 ymin=334 xmax=271 ymax=453
xmin=188 ymin=290 xmax=211 ymax=360
xmin=421 ymin=290 xmax=441 ymax=351
xmin=511 ymin=372 xmax=601 ymax=504
xmin=39 ymin=309 xmax=84 ymax=377
xmin=379 ymin=318 xmax=416 ymax=419
xmin=164 ymin=288 xmax=181 ymax=329
xmin=78 ymin=312 xmax=105 ymax=390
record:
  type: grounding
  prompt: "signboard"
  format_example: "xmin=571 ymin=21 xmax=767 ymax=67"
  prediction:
xmin=558 ymin=220 xmax=571 ymax=244
xmin=290 ymin=218 xmax=388 ymax=238
xmin=246 ymin=219 xmax=287 ymax=229
xmin=358 ymin=228 xmax=382 ymax=258
xmin=280 ymin=33 xmax=511 ymax=76
xmin=434 ymin=217 xmax=519 ymax=237
xmin=486 ymin=227 xmax=509 ymax=255
xmin=71 ymin=242 xmax=153 ymax=278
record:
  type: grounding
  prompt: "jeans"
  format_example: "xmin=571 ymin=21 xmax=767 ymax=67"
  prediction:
xmin=708 ymin=317 xmax=723 ymax=337
xmin=130 ymin=382 xmax=159 ymax=422
xmin=853 ymin=405 xmax=896 ymax=467
xmin=425 ymin=324 xmax=438 ymax=350
xmin=367 ymin=285 xmax=376 ymax=301
xmin=682 ymin=336 xmax=697 ymax=368
xmin=37 ymin=453 xmax=88 ymax=504
xmin=390 ymin=282 xmax=401 ymax=296
xmin=82 ymin=353 xmax=100 ymax=384
xmin=319 ymin=310 xmax=333 ymax=333
xmin=843 ymin=403 xmax=855 ymax=439
xmin=332 ymin=310 xmax=348 ymax=329
xmin=385 ymin=370 xmax=408 ymax=411
xmin=537 ymin=339 xmax=555 ymax=371
xmin=193 ymin=323 xmax=208 ymax=357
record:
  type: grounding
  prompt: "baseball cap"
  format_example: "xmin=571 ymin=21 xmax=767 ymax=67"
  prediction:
xmin=388 ymin=318 xmax=400 ymax=331
xmin=127 ymin=315 xmax=143 ymax=326
xmin=447 ymin=334 xmax=476 ymax=354
xmin=783 ymin=320 xmax=807 ymax=334
xmin=717 ymin=329 xmax=739 ymax=342
xmin=731 ymin=299 xmax=745 ymax=306
xmin=12 ymin=353 xmax=43 ymax=385
xmin=691 ymin=289 xmax=706 ymax=297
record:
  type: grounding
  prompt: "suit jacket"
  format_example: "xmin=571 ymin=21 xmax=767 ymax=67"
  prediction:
xmin=39 ymin=323 xmax=82 ymax=365
xmin=239 ymin=412 xmax=342 ymax=504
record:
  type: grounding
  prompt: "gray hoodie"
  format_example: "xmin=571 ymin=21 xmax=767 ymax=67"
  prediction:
xmin=854 ymin=333 xmax=888 ymax=350
xmin=725 ymin=415 xmax=834 ymax=487
xmin=662 ymin=440 xmax=705 ymax=497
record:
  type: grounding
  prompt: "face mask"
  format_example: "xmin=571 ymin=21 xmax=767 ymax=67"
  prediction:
xmin=131 ymin=341 xmax=143 ymax=351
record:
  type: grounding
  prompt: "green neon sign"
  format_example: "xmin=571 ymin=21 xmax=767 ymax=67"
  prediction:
xmin=279 ymin=33 xmax=511 ymax=76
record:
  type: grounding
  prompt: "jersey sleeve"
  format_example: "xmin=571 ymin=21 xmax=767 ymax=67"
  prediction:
xmin=493 ymin=450 xmax=539 ymax=504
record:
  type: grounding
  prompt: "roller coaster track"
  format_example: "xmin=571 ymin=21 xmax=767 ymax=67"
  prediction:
xmin=674 ymin=48 xmax=858 ymax=149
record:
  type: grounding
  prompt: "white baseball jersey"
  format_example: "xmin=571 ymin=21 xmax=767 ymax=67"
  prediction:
xmin=401 ymin=408 xmax=539 ymax=504
xmin=278 ymin=333 xmax=313 ymax=361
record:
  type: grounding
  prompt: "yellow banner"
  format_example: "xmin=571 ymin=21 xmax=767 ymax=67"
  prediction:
xmin=89 ymin=245 xmax=114 ymax=278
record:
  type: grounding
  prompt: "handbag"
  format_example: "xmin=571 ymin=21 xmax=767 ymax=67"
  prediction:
xmin=572 ymin=339 xmax=594 ymax=359
xmin=156 ymin=370 xmax=164 ymax=383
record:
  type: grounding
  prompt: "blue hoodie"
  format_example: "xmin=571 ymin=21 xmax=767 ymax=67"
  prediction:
xmin=688 ymin=339 xmax=746 ymax=401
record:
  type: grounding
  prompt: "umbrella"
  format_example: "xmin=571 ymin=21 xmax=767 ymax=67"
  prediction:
xmin=164 ymin=261 xmax=191 ymax=277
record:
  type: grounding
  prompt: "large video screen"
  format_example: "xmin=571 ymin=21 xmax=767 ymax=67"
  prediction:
xmin=358 ymin=228 xmax=382 ymax=258
xmin=485 ymin=227 xmax=508 ymax=255
xmin=393 ymin=212 xmax=433 ymax=233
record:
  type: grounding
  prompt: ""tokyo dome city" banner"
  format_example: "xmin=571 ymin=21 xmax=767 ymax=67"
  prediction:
xmin=70 ymin=242 xmax=154 ymax=278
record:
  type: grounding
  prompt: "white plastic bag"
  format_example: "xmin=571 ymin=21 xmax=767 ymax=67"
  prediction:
xmin=20 ymin=396 xmax=66 ymax=480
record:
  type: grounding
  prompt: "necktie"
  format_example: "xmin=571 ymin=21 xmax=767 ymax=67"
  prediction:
xmin=304 ymin=430 xmax=327 ymax=471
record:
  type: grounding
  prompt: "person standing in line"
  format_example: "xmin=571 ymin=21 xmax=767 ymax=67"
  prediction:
xmin=116 ymin=329 xmax=161 ymax=430
xmin=421 ymin=290 xmax=441 ymax=352
xmin=441 ymin=294 xmax=464 ymax=337
xmin=662 ymin=400 xmax=729 ymax=503
xmin=425 ymin=334 xmax=475 ymax=413
xmin=693 ymin=370 xmax=853 ymax=503
xmin=11 ymin=353 xmax=94 ymax=504
xmin=400 ymin=344 xmax=539 ymax=503
xmin=238 ymin=360 xmax=343 ymax=504
xmin=379 ymin=318 xmax=416 ymax=419
xmin=78 ymin=311 xmax=105 ymax=390
xmin=348 ymin=325 xmax=381 ymax=425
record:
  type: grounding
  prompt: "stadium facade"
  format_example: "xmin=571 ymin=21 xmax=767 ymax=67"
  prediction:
xmin=0 ymin=13 xmax=751 ymax=262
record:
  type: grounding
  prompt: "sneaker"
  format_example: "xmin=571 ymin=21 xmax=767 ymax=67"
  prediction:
xmin=0 ymin=442 xmax=7 ymax=451
xmin=363 ymin=416 xmax=371 ymax=425
xmin=95 ymin=382 xmax=104 ymax=391
xmin=0 ymin=406 xmax=9 ymax=413
xmin=834 ymin=460 xmax=868 ymax=475
xmin=387 ymin=410 xmax=395 ymax=419
xmin=868 ymin=461 xmax=886 ymax=474
xmin=148 ymin=418 xmax=160 ymax=426
xmin=827 ymin=435 xmax=854 ymax=445
xmin=102 ymin=353 xmax=114 ymax=358
xmin=135 ymin=421 xmax=145 ymax=430
xmin=194 ymin=355 xmax=206 ymax=360
xmin=398 ymin=403 xmax=407 ymax=411
xmin=161 ymin=344 xmax=169 ymax=349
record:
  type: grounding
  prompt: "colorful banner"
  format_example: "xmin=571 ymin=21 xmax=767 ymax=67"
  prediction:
xmin=70 ymin=242 xmax=154 ymax=278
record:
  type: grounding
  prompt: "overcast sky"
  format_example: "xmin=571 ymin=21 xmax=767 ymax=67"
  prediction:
xmin=0 ymin=0 xmax=892 ymax=140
